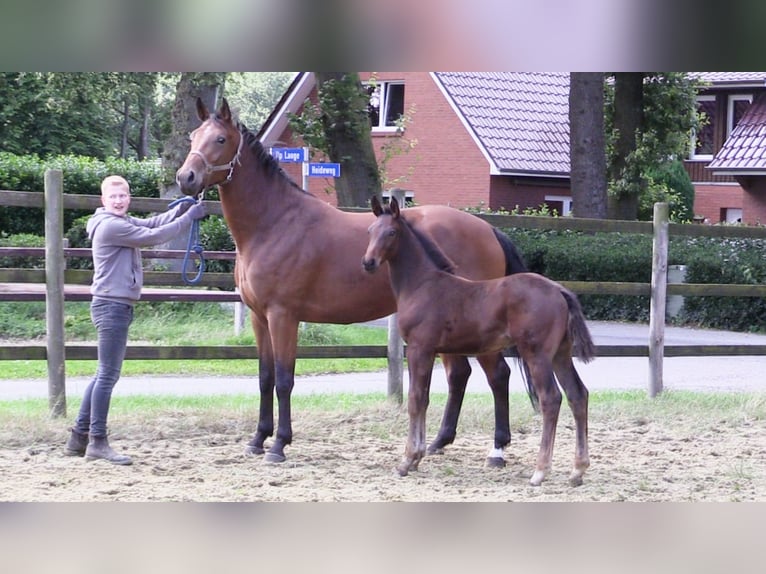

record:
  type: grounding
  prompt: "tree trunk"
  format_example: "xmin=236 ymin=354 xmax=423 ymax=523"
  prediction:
xmin=608 ymin=73 xmax=644 ymax=220
xmin=569 ymin=73 xmax=607 ymax=219
xmin=159 ymin=73 xmax=224 ymax=269
xmin=137 ymin=94 xmax=150 ymax=160
xmin=315 ymin=72 xmax=382 ymax=207
xmin=120 ymin=98 xmax=129 ymax=159
xmin=161 ymin=73 xmax=222 ymax=197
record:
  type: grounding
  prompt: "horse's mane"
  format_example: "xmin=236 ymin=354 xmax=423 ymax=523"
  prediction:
xmin=232 ymin=120 xmax=306 ymax=193
xmin=381 ymin=205 xmax=457 ymax=275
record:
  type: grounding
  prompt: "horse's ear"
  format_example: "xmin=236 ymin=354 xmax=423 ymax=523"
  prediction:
xmin=371 ymin=195 xmax=383 ymax=217
xmin=390 ymin=196 xmax=400 ymax=218
xmin=196 ymin=97 xmax=210 ymax=121
xmin=219 ymin=98 xmax=231 ymax=122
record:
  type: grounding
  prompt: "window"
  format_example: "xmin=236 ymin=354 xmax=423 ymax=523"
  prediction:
xmin=366 ymin=81 xmax=405 ymax=130
xmin=544 ymin=195 xmax=572 ymax=216
xmin=690 ymin=93 xmax=753 ymax=160
xmin=691 ymin=95 xmax=716 ymax=160
xmin=727 ymin=94 xmax=752 ymax=137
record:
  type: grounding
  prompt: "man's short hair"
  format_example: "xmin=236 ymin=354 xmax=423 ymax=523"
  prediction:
xmin=101 ymin=175 xmax=130 ymax=195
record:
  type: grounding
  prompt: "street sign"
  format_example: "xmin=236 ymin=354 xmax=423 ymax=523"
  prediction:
xmin=308 ymin=163 xmax=341 ymax=178
xmin=269 ymin=147 xmax=307 ymax=163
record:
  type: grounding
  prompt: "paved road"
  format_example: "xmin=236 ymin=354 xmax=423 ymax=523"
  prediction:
xmin=2 ymin=321 xmax=766 ymax=400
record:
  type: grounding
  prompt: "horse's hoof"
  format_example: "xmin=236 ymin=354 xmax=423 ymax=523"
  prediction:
xmin=264 ymin=451 xmax=286 ymax=463
xmin=244 ymin=444 xmax=264 ymax=456
xmin=427 ymin=446 xmax=445 ymax=456
xmin=569 ymin=473 xmax=584 ymax=487
xmin=529 ymin=470 xmax=545 ymax=486
xmin=395 ymin=465 xmax=409 ymax=477
xmin=485 ymin=456 xmax=506 ymax=469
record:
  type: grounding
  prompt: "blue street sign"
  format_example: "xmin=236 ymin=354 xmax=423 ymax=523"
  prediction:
xmin=308 ymin=163 xmax=341 ymax=178
xmin=269 ymin=147 xmax=306 ymax=163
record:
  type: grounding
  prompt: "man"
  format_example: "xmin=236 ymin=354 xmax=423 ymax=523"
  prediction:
xmin=64 ymin=175 xmax=206 ymax=465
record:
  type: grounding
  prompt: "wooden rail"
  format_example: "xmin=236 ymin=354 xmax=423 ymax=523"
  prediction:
xmin=3 ymin=178 xmax=766 ymax=415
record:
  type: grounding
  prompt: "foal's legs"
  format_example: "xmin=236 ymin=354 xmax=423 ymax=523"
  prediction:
xmin=427 ymin=353 xmax=511 ymax=469
xmin=398 ymin=346 xmax=436 ymax=476
xmin=524 ymin=355 xmax=562 ymax=486
xmin=552 ymin=350 xmax=590 ymax=486
xmin=427 ymin=354 xmax=471 ymax=455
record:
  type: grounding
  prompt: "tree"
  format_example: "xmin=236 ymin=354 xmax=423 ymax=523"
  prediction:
xmin=569 ymin=73 xmax=607 ymax=219
xmin=225 ymin=73 xmax=296 ymax=131
xmin=160 ymin=72 xmax=225 ymax=198
xmin=289 ymin=72 xmax=382 ymax=207
xmin=605 ymin=73 xmax=700 ymax=220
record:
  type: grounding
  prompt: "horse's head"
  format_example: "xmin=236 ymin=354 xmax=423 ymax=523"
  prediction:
xmin=176 ymin=97 xmax=243 ymax=197
xmin=362 ymin=195 xmax=402 ymax=274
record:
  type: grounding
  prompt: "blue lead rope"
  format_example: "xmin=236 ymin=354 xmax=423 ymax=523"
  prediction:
xmin=168 ymin=196 xmax=205 ymax=285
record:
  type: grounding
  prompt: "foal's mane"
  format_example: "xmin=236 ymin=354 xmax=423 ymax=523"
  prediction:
xmin=382 ymin=205 xmax=457 ymax=275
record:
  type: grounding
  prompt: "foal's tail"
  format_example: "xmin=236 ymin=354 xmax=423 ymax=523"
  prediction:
xmin=519 ymin=287 xmax=595 ymax=414
xmin=561 ymin=288 xmax=596 ymax=363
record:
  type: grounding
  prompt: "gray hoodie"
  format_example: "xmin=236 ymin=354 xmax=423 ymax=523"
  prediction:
xmin=86 ymin=205 xmax=194 ymax=304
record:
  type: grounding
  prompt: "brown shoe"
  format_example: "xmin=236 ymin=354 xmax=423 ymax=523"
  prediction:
xmin=85 ymin=436 xmax=133 ymax=466
xmin=65 ymin=428 xmax=89 ymax=457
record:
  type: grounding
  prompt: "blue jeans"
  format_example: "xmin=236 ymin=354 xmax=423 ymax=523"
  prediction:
xmin=74 ymin=299 xmax=134 ymax=438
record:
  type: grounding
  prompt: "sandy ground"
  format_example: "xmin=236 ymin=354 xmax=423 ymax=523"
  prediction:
xmin=1 ymin=395 xmax=765 ymax=502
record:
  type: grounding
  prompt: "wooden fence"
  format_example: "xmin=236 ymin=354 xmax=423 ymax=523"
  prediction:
xmin=3 ymin=170 xmax=766 ymax=414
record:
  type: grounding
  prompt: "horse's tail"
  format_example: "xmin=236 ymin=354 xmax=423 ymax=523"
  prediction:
xmin=516 ymin=358 xmax=539 ymax=413
xmin=560 ymin=288 xmax=596 ymax=363
xmin=492 ymin=228 xmax=537 ymax=409
xmin=492 ymin=227 xmax=527 ymax=275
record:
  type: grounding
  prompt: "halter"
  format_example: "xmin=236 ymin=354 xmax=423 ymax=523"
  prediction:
xmin=188 ymin=129 xmax=244 ymax=186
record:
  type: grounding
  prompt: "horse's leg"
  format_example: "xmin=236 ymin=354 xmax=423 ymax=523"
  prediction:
xmin=524 ymin=355 xmax=562 ymax=486
xmin=263 ymin=309 xmax=300 ymax=463
xmin=475 ymin=352 xmax=511 ymax=468
xmin=245 ymin=314 xmax=275 ymax=456
xmin=397 ymin=346 xmax=435 ymax=476
xmin=426 ymin=354 xmax=471 ymax=455
xmin=553 ymin=350 xmax=590 ymax=486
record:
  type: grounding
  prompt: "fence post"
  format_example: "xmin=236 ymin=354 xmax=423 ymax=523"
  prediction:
xmin=648 ymin=202 xmax=669 ymax=397
xmin=45 ymin=169 xmax=67 ymax=417
xmin=387 ymin=188 xmax=406 ymax=403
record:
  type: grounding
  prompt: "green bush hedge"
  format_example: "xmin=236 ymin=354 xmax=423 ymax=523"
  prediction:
xmin=502 ymin=228 xmax=766 ymax=332
xmin=0 ymin=152 xmax=164 ymax=235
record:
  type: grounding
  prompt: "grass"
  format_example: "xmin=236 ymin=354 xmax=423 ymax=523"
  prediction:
xmin=0 ymin=300 xmax=388 ymax=379
xmin=2 ymin=390 xmax=764 ymax=441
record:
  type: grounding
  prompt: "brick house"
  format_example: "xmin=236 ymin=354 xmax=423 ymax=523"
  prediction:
xmin=257 ymin=72 xmax=766 ymax=223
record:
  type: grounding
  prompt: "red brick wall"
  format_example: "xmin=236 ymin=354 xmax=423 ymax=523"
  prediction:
xmin=362 ymin=72 xmax=492 ymax=208
xmin=693 ymin=183 xmax=743 ymax=223
xmin=741 ymin=180 xmax=766 ymax=225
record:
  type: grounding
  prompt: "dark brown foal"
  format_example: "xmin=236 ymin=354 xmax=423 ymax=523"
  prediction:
xmin=363 ymin=196 xmax=595 ymax=486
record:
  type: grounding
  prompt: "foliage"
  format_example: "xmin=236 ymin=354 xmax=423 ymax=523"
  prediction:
xmin=501 ymin=227 xmax=766 ymax=330
xmin=0 ymin=72 xmax=172 ymax=160
xmin=641 ymin=159 xmax=695 ymax=222
xmin=605 ymin=73 xmax=701 ymax=218
xmin=0 ymin=152 xmax=163 ymax=235
xmin=224 ymin=73 xmax=296 ymax=131
xmin=198 ymin=216 xmax=236 ymax=273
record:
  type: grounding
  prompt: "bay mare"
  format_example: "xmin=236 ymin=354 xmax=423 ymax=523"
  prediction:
xmin=176 ymin=97 xmax=528 ymax=465
xmin=363 ymin=196 xmax=594 ymax=486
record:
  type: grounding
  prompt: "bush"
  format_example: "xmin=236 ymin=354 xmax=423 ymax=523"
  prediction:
xmin=0 ymin=152 xmax=163 ymax=235
xmin=503 ymin=228 xmax=766 ymax=332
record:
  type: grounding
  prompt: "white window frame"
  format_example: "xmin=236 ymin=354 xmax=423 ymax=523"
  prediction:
xmin=545 ymin=195 xmax=572 ymax=216
xmin=691 ymin=95 xmax=716 ymax=161
xmin=366 ymin=81 xmax=405 ymax=133
xmin=727 ymin=94 xmax=753 ymax=137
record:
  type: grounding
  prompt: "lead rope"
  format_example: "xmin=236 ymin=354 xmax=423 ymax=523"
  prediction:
xmin=168 ymin=195 xmax=206 ymax=285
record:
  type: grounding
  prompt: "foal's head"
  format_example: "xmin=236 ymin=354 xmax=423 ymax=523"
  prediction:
xmin=362 ymin=195 xmax=402 ymax=274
